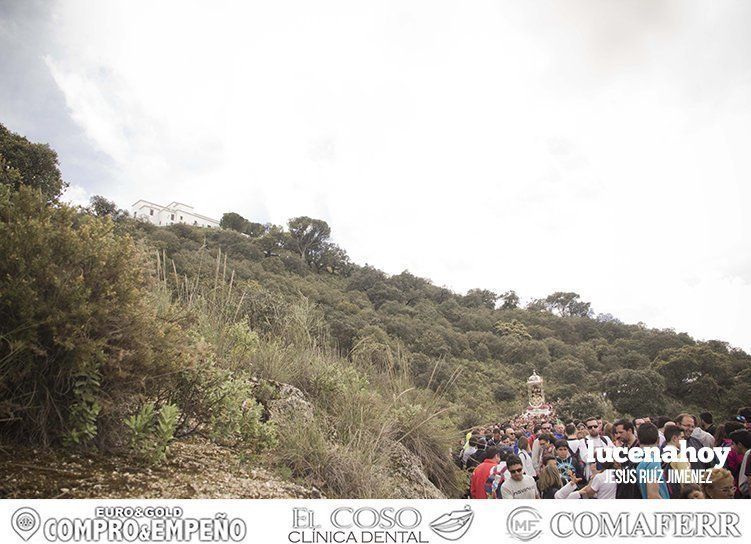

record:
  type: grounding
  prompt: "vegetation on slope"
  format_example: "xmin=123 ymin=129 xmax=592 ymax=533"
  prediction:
xmin=2 ymin=122 xmax=749 ymax=498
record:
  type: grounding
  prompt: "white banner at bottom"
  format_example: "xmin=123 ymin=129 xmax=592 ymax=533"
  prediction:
xmin=0 ymin=499 xmax=746 ymax=544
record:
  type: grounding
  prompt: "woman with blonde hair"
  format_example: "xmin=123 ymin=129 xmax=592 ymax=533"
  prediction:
xmin=537 ymin=462 xmax=563 ymax=499
xmin=702 ymin=467 xmax=736 ymax=499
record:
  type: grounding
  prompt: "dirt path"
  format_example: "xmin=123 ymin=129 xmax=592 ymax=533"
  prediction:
xmin=0 ymin=438 xmax=321 ymax=499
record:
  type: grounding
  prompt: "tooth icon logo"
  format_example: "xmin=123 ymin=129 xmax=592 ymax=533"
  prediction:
xmin=11 ymin=507 xmax=41 ymax=541
xmin=429 ymin=505 xmax=474 ymax=541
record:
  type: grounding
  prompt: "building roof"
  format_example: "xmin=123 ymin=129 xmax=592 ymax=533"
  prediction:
xmin=166 ymin=201 xmax=194 ymax=209
xmin=131 ymin=199 xmax=219 ymax=223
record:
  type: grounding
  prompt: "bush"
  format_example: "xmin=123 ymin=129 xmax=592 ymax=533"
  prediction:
xmin=166 ymin=350 xmax=277 ymax=453
xmin=388 ymin=397 xmax=464 ymax=497
xmin=0 ymin=186 xmax=181 ymax=446
xmin=493 ymin=383 xmax=517 ymax=402
xmin=124 ymin=402 xmax=180 ymax=463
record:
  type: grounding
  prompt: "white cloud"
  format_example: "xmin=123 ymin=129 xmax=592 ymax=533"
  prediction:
xmin=40 ymin=0 xmax=751 ymax=350
xmin=60 ymin=183 xmax=90 ymax=207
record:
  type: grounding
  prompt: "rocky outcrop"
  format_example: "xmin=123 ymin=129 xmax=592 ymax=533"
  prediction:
xmin=383 ymin=441 xmax=445 ymax=499
xmin=265 ymin=382 xmax=315 ymax=426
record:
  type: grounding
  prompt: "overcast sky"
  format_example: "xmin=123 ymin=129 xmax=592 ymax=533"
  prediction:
xmin=2 ymin=0 xmax=750 ymax=351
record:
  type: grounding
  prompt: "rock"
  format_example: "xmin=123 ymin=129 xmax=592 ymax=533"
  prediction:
xmin=266 ymin=383 xmax=314 ymax=427
xmin=383 ymin=442 xmax=445 ymax=499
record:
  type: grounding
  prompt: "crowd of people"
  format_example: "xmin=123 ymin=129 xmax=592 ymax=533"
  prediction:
xmin=457 ymin=407 xmax=751 ymax=499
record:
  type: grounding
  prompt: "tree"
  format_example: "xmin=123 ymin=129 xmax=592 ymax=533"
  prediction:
xmin=601 ymin=369 xmax=666 ymax=416
xmin=462 ymin=288 xmax=498 ymax=309
xmin=0 ymin=155 xmax=22 ymax=188
xmin=526 ymin=298 xmax=548 ymax=312
xmin=544 ymin=292 xmax=592 ymax=317
xmin=653 ymin=344 xmax=733 ymax=397
xmin=547 ymin=357 xmax=587 ymax=385
xmin=527 ymin=292 xmax=593 ymax=317
xmin=0 ymin=123 xmax=65 ymax=200
xmin=257 ymin=225 xmax=288 ymax=257
xmin=245 ymin=221 xmax=267 ymax=238
xmin=493 ymin=382 xmax=517 ymax=402
xmin=494 ymin=320 xmax=532 ymax=340
xmin=316 ymin=242 xmax=352 ymax=275
xmin=500 ymin=290 xmax=520 ymax=310
xmin=287 ymin=216 xmax=331 ymax=268
xmin=556 ymin=392 xmax=610 ymax=422
xmin=347 ymin=265 xmax=387 ymax=292
xmin=389 ymin=271 xmax=434 ymax=306
xmin=220 ymin=212 xmax=249 ymax=233
xmin=88 ymin=195 xmax=120 ymax=217
xmin=596 ymin=313 xmax=621 ymax=324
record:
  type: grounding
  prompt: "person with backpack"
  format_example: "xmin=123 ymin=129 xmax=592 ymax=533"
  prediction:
xmin=466 ymin=437 xmax=487 ymax=471
xmin=532 ymin=432 xmax=555 ymax=471
xmin=553 ymin=439 xmax=585 ymax=486
xmin=565 ymin=423 xmax=583 ymax=459
xmin=676 ymin=413 xmax=712 ymax=469
xmin=580 ymin=459 xmax=617 ymax=499
xmin=487 ymin=428 xmax=504 ymax=447
xmin=461 ymin=434 xmax=479 ymax=468
xmin=489 ymin=447 xmax=514 ymax=498
xmin=470 ymin=446 xmax=500 ymax=499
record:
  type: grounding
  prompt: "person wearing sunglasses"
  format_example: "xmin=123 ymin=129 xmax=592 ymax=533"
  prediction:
xmin=579 ymin=416 xmax=613 ymax=480
xmin=501 ymin=455 xmax=539 ymax=499
xmin=531 ymin=422 xmax=554 ymax=468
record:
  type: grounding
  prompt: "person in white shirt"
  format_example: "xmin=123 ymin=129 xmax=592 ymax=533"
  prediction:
xmin=517 ymin=436 xmax=537 ymax=478
xmin=555 ymin=462 xmax=617 ymax=500
xmin=531 ymin=422 xmax=553 ymax=467
xmin=565 ymin=423 xmax=583 ymax=459
xmin=501 ymin=455 xmax=539 ymax=499
xmin=578 ymin=417 xmax=613 ymax=480
xmin=691 ymin=425 xmax=715 ymax=448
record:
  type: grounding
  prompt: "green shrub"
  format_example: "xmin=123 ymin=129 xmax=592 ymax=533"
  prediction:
xmin=63 ymin=358 xmax=103 ymax=446
xmin=0 ymin=186 xmax=182 ymax=446
xmin=168 ymin=355 xmax=277 ymax=453
xmin=273 ymin=413 xmax=388 ymax=498
xmin=492 ymin=382 xmax=517 ymax=402
xmin=124 ymin=402 xmax=180 ymax=463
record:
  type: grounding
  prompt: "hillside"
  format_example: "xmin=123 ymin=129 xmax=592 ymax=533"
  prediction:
xmin=137 ymin=216 xmax=751 ymax=425
xmin=1 ymin=122 xmax=749 ymax=498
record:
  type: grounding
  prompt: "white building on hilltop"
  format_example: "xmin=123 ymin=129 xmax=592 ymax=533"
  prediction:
xmin=131 ymin=200 xmax=220 ymax=228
